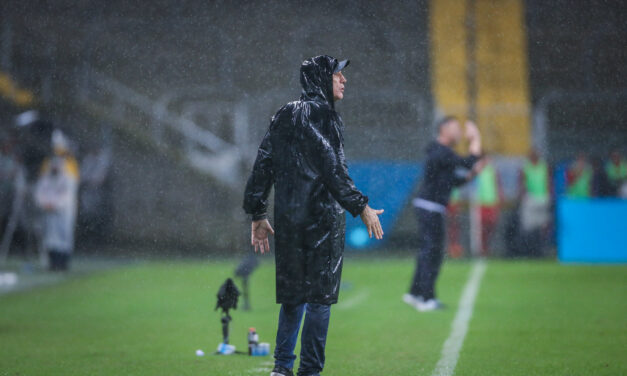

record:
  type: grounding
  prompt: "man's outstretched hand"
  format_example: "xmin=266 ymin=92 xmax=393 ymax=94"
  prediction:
xmin=251 ymin=219 xmax=275 ymax=254
xmin=360 ymin=205 xmax=384 ymax=240
xmin=464 ymin=120 xmax=482 ymax=156
xmin=464 ymin=120 xmax=480 ymax=141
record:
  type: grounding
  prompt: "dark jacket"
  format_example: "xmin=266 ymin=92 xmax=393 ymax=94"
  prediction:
xmin=417 ymin=141 xmax=479 ymax=206
xmin=243 ymin=55 xmax=368 ymax=305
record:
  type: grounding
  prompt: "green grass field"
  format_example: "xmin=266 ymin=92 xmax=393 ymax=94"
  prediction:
xmin=1 ymin=258 xmax=625 ymax=375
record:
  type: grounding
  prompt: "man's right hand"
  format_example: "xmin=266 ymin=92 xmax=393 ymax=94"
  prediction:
xmin=251 ymin=219 xmax=274 ymax=254
xmin=360 ymin=205 xmax=384 ymax=239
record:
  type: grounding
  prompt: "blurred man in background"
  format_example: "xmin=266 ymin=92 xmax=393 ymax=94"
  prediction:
xmin=0 ymin=136 xmax=19 ymax=231
xmin=34 ymin=131 xmax=79 ymax=271
xmin=0 ymin=134 xmax=26 ymax=263
xmin=566 ymin=153 xmax=592 ymax=198
xmin=475 ymin=154 xmax=504 ymax=256
xmin=405 ymin=117 xmax=481 ymax=312
xmin=605 ymin=150 xmax=627 ymax=197
xmin=518 ymin=148 xmax=551 ymax=256
xmin=3 ymin=114 xmax=55 ymax=260
xmin=243 ymin=56 xmax=383 ymax=376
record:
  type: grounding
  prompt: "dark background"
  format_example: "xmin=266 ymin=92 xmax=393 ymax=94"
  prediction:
xmin=1 ymin=0 xmax=625 ymax=253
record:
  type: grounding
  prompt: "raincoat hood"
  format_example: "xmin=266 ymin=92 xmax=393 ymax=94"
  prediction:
xmin=300 ymin=55 xmax=342 ymax=108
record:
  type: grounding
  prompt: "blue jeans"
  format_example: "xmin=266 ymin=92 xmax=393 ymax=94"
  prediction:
xmin=274 ymin=303 xmax=331 ymax=376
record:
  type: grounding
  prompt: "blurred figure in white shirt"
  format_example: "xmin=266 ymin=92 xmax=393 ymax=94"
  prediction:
xmin=34 ymin=131 xmax=79 ymax=271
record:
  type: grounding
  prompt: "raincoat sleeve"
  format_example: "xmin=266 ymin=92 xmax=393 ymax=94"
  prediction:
xmin=440 ymin=148 xmax=479 ymax=186
xmin=448 ymin=150 xmax=479 ymax=170
xmin=243 ymin=130 xmax=274 ymax=221
xmin=451 ymin=169 xmax=471 ymax=187
xmin=301 ymin=113 xmax=369 ymax=217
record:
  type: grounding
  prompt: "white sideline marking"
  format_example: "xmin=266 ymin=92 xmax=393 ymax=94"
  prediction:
xmin=431 ymin=260 xmax=487 ymax=376
xmin=247 ymin=367 xmax=272 ymax=374
xmin=246 ymin=361 xmax=274 ymax=374
xmin=336 ymin=289 xmax=370 ymax=310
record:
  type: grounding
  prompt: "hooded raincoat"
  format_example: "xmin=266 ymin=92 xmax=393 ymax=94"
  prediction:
xmin=243 ymin=55 xmax=368 ymax=305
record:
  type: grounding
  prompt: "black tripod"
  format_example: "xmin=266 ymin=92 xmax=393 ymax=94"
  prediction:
xmin=220 ymin=312 xmax=232 ymax=344
xmin=214 ymin=278 xmax=243 ymax=355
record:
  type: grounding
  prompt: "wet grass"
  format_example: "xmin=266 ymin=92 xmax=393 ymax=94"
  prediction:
xmin=0 ymin=258 xmax=625 ymax=375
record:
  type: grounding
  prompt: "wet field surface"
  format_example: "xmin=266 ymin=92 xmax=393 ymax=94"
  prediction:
xmin=0 ymin=258 xmax=135 ymax=295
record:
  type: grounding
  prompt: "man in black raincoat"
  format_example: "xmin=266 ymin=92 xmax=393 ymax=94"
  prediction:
xmin=243 ymin=55 xmax=384 ymax=376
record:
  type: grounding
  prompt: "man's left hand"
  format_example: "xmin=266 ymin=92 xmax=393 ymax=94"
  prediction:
xmin=359 ymin=205 xmax=385 ymax=240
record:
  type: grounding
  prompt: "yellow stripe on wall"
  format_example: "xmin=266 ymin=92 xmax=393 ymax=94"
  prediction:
xmin=475 ymin=0 xmax=531 ymax=155
xmin=429 ymin=0 xmax=531 ymax=155
xmin=0 ymin=72 xmax=35 ymax=107
xmin=429 ymin=0 xmax=468 ymax=117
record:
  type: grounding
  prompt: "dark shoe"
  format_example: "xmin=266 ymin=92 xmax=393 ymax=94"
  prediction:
xmin=271 ymin=365 xmax=294 ymax=376
xmin=297 ymin=369 xmax=321 ymax=376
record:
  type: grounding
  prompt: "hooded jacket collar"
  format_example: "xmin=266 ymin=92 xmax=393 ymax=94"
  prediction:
xmin=299 ymin=55 xmax=339 ymax=109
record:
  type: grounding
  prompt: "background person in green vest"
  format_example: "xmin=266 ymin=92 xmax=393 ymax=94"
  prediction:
xmin=566 ymin=153 xmax=592 ymax=198
xmin=606 ymin=150 xmax=627 ymax=197
xmin=475 ymin=154 xmax=503 ymax=256
xmin=446 ymin=188 xmax=464 ymax=258
xmin=518 ymin=148 xmax=551 ymax=256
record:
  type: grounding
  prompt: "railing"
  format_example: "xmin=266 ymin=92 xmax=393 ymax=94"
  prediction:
xmin=78 ymin=69 xmax=431 ymax=188
xmin=78 ymin=70 xmax=247 ymax=187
